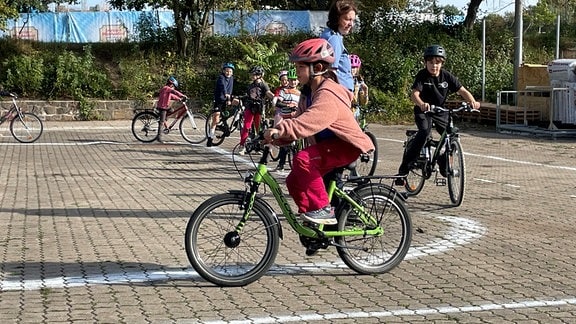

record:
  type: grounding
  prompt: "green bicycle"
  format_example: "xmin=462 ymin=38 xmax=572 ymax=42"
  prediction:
xmin=184 ymin=135 xmax=412 ymax=287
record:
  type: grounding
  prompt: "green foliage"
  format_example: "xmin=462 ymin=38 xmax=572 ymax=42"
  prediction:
xmin=117 ymin=58 xmax=157 ymax=100
xmin=3 ymin=54 xmax=44 ymax=97
xmin=1 ymin=6 xmax=575 ymax=122
xmin=232 ymin=38 xmax=289 ymax=90
xmin=46 ymin=46 xmax=111 ymax=99
xmin=367 ymin=88 xmax=413 ymax=124
xmin=77 ymin=97 xmax=101 ymax=121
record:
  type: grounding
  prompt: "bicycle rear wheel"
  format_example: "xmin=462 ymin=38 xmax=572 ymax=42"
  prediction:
xmin=10 ymin=112 xmax=43 ymax=143
xmin=184 ymin=192 xmax=280 ymax=287
xmin=205 ymin=112 xmax=226 ymax=146
xmin=352 ymin=131 xmax=378 ymax=176
xmin=335 ymin=184 xmax=412 ymax=275
xmin=447 ymin=138 xmax=466 ymax=206
xmin=131 ymin=111 xmax=159 ymax=142
xmin=180 ymin=113 xmax=207 ymax=144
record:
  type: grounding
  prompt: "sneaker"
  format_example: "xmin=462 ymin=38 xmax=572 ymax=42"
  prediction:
xmin=237 ymin=146 xmax=246 ymax=155
xmin=394 ymin=173 xmax=407 ymax=186
xmin=275 ymin=165 xmax=285 ymax=171
xmin=305 ymin=247 xmax=320 ymax=256
xmin=301 ymin=206 xmax=336 ymax=225
xmin=206 ymin=137 xmax=213 ymax=147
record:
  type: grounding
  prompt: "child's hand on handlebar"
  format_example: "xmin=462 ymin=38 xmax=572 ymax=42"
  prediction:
xmin=470 ymin=101 xmax=480 ymax=110
xmin=419 ymin=102 xmax=430 ymax=112
xmin=263 ymin=128 xmax=279 ymax=143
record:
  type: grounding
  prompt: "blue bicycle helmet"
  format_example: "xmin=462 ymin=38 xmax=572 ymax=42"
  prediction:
xmin=222 ymin=62 xmax=235 ymax=70
xmin=167 ymin=76 xmax=179 ymax=88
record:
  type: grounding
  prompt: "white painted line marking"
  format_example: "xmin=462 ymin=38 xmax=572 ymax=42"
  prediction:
xmin=474 ymin=178 xmax=494 ymax=183
xmin=196 ymin=297 xmax=576 ymax=323
xmin=464 ymin=152 xmax=576 ymax=171
xmin=0 ymin=213 xmax=482 ymax=291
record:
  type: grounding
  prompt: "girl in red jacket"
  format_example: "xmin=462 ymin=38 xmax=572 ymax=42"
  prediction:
xmin=264 ymin=38 xmax=374 ymax=225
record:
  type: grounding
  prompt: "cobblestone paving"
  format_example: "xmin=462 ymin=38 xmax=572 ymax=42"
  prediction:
xmin=0 ymin=120 xmax=575 ymax=323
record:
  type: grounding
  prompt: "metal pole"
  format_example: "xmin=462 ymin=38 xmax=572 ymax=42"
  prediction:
xmin=556 ymin=15 xmax=560 ymax=59
xmin=482 ymin=18 xmax=486 ymax=102
xmin=513 ymin=0 xmax=523 ymax=91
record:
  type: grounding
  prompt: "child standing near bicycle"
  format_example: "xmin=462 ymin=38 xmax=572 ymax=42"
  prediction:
xmin=156 ymin=76 xmax=186 ymax=143
xmin=350 ymin=54 xmax=368 ymax=120
xmin=207 ymin=62 xmax=236 ymax=147
xmin=264 ymin=38 xmax=374 ymax=225
xmin=395 ymin=45 xmax=480 ymax=184
xmin=238 ymin=66 xmax=274 ymax=155
xmin=272 ymin=68 xmax=301 ymax=171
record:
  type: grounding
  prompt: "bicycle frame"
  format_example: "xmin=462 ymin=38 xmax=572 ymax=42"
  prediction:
xmin=426 ymin=108 xmax=459 ymax=170
xmin=235 ymin=146 xmax=383 ymax=239
xmin=0 ymin=99 xmax=21 ymax=125
xmin=163 ymin=102 xmax=194 ymax=129
xmin=221 ymin=103 xmax=244 ymax=131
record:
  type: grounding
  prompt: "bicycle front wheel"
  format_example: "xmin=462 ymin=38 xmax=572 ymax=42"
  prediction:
xmin=131 ymin=111 xmax=159 ymax=142
xmin=335 ymin=184 xmax=412 ymax=275
xmin=184 ymin=192 xmax=280 ymax=287
xmin=180 ymin=113 xmax=207 ymax=144
xmin=354 ymin=131 xmax=378 ymax=176
xmin=405 ymin=161 xmax=426 ymax=196
xmin=447 ymin=138 xmax=466 ymax=206
xmin=10 ymin=112 xmax=43 ymax=143
xmin=205 ymin=112 xmax=226 ymax=146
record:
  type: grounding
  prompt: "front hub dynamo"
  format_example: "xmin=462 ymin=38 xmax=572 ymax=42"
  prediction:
xmin=224 ymin=231 xmax=241 ymax=248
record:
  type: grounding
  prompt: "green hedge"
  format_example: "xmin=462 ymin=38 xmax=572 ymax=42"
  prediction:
xmin=0 ymin=19 xmax=554 ymax=122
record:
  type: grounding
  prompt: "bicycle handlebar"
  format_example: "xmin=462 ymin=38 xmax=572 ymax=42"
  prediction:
xmin=428 ymin=103 xmax=480 ymax=114
xmin=0 ymin=91 xmax=17 ymax=99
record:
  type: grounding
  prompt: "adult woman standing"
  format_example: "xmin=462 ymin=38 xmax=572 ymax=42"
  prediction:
xmin=320 ymin=0 xmax=357 ymax=92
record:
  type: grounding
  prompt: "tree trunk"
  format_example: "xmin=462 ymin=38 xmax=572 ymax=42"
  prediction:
xmin=463 ymin=0 xmax=483 ymax=29
xmin=175 ymin=10 xmax=188 ymax=57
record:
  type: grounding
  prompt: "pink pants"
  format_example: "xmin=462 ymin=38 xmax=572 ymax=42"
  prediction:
xmin=240 ymin=109 xmax=262 ymax=146
xmin=286 ymin=138 xmax=361 ymax=213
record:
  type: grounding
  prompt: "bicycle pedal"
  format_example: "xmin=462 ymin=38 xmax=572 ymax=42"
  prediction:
xmin=435 ymin=178 xmax=447 ymax=186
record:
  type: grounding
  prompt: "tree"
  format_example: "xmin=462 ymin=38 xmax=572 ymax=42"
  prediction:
xmin=525 ymin=1 xmax=556 ymax=33
xmin=463 ymin=0 xmax=483 ymax=29
xmin=0 ymin=0 xmax=57 ymax=28
xmin=109 ymin=0 xmax=223 ymax=58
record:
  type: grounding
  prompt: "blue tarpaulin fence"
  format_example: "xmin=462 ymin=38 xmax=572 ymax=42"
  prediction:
xmin=1 ymin=10 xmax=327 ymax=43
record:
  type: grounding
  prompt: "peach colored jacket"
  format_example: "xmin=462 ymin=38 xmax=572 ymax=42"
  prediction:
xmin=275 ymin=78 xmax=375 ymax=154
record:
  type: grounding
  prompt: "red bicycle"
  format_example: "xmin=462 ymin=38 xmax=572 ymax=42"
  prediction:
xmin=131 ymin=98 xmax=207 ymax=143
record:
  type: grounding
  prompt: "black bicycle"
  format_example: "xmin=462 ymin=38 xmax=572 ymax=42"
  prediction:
xmin=205 ymin=98 xmax=245 ymax=147
xmin=401 ymin=103 xmax=479 ymax=207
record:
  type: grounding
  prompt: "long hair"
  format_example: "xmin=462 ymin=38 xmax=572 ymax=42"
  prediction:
xmin=326 ymin=0 xmax=358 ymax=32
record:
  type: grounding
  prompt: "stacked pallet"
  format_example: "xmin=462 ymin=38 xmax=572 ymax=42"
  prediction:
xmin=479 ymin=103 xmax=541 ymax=124
xmin=445 ymin=101 xmax=542 ymax=124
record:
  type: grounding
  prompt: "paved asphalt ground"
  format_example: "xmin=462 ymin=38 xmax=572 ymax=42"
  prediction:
xmin=0 ymin=120 xmax=575 ymax=323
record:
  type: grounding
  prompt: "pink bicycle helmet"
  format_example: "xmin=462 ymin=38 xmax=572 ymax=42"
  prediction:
xmin=350 ymin=54 xmax=362 ymax=68
xmin=289 ymin=38 xmax=335 ymax=64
